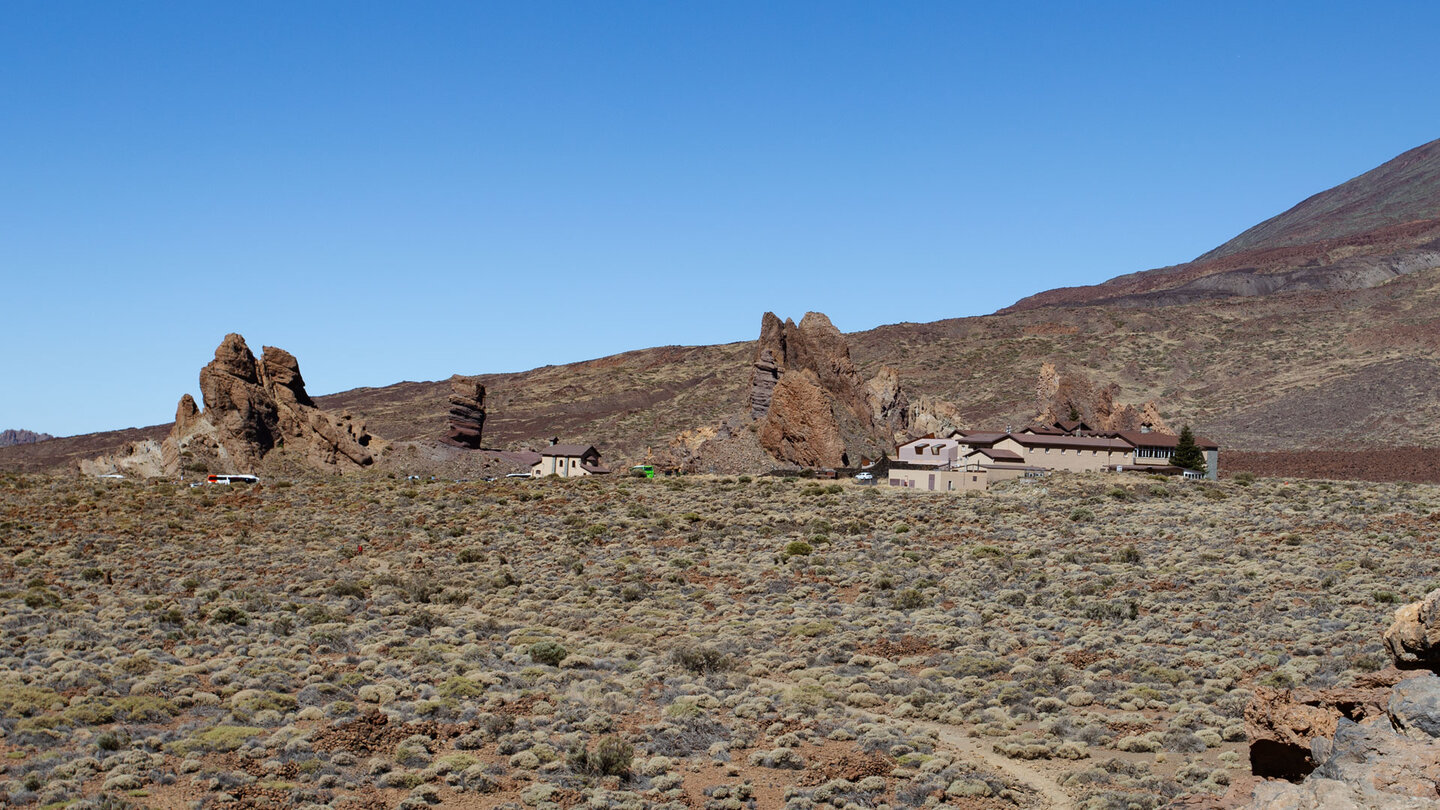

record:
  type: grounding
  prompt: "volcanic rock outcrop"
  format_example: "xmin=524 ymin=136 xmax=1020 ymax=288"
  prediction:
xmin=905 ymin=394 xmax=966 ymax=439
xmin=1034 ymin=361 xmax=1168 ymax=433
xmin=675 ymin=311 xmax=963 ymax=472
xmin=1384 ymin=587 xmax=1440 ymax=670
xmin=747 ymin=312 xmax=915 ymax=468
xmin=1244 ymin=675 xmax=1400 ymax=781
xmin=1241 ymin=588 xmax=1440 ymax=808
xmin=0 ymin=429 xmax=54 ymax=448
xmin=166 ymin=334 xmax=382 ymax=474
xmin=442 ymin=377 xmax=487 ymax=449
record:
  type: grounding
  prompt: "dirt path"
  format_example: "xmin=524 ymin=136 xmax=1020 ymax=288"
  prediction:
xmin=906 ymin=717 xmax=1075 ymax=810
xmin=757 ymin=677 xmax=1075 ymax=809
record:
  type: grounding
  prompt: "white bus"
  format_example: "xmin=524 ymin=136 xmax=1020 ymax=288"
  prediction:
xmin=206 ymin=474 xmax=259 ymax=485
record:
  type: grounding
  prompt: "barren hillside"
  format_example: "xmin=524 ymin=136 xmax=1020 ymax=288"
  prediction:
xmin=1005 ymin=138 xmax=1440 ymax=311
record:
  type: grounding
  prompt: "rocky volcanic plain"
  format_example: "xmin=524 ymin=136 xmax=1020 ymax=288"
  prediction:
xmin=4 ymin=467 xmax=1439 ymax=809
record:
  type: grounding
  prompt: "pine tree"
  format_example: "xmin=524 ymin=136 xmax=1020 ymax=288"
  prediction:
xmin=1171 ymin=424 xmax=1205 ymax=472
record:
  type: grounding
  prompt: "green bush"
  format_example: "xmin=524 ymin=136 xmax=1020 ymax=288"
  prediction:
xmin=456 ymin=548 xmax=484 ymax=564
xmin=528 ymin=640 xmax=569 ymax=666
xmin=329 ymin=580 xmax=366 ymax=598
xmin=95 ymin=730 xmax=129 ymax=751
xmin=23 ymin=589 xmax=61 ymax=609
xmin=671 ymin=643 xmax=731 ymax=674
xmin=568 ymin=735 xmax=633 ymax=778
xmin=892 ymin=588 xmax=928 ymax=610
xmin=209 ymin=605 xmax=248 ymax=625
xmin=783 ymin=541 xmax=813 ymax=557
xmin=1084 ymin=599 xmax=1138 ymax=622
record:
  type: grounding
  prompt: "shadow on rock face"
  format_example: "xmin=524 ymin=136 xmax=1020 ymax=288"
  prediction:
xmin=1248 ymin=737 xmax=1315 ymax=782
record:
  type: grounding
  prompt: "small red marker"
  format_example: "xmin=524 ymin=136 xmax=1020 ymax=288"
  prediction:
xmin=357 ymin=544 xmax=363 ymax=555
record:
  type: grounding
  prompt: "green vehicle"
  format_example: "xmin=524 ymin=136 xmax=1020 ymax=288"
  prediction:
xmin=631 ymin=465 xmax=655 ymax=479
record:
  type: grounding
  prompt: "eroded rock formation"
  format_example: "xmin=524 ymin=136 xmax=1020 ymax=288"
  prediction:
xmin=906 ymin=394 xmax=966 ymax=439
xmin=864 ymin=365 xmax=911 ymax=438
xmin=677 ymin=311 xmax=963 ymax=471
xmin=442 ymin=377 xmax=487 ymax=449
xmin=193 ymin=334 xmax=282 ymax=470
xmin=747 ymin=312 xmax=915 ymax=468
xmin=758 ymin=370 xmax=849 ymax=468
xmin=1244 ymin=677 xmax=1397 ymax=780
xmin=1384 ymin=588 xmax=1440 ymax=670
xmin=750 ymin=350 xmax=781 ymax=420
xmin=1241 ymin=588 xmax=1440 ymax=808
xmin=1034 ymin=361 xmax=1169 ymax=433
xmin=174 ymin=334 xmax=380 ymax=473
xmin=86 ymin=333 xmax=384 ymax=477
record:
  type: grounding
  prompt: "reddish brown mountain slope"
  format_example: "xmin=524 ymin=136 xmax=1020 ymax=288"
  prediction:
xmin=1005 ymin=138 xmax=1440 ymax=311
xmin=317 ymin=343 xmax=753 ymax=461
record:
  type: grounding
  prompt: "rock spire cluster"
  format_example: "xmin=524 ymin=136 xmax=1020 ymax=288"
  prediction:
xmin=166 ymin=334 xmax=381 ymax=474
xmin=746 ymin=313 xmax=894 ymax=468
xmin=746 ymin=312 xmax=938 ymax=468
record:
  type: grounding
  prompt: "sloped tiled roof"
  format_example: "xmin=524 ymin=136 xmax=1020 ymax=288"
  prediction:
xmin=955 ymin=431 xmax=1007 ymax=446
xmin=1007 ymin=434 xmax=1133 ymax=451
xmin=968 ymin=447 xmax=1024 ymax=461
xmin=1114 ymin=431 xmax=1219 ymax=450
xmin=501 ymin=450 xmax=542 ymax=467
xmin=540 ymin=444 xmax=598 ymax=458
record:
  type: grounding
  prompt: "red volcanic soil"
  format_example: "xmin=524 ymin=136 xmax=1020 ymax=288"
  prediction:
xmin=1225 ymin=447 xmax=1440 ymax=484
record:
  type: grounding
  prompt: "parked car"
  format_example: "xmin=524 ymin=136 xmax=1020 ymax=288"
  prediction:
xmin=854 ymin=472 xmax=875 ymax=483
xmin=505 ymin=473 xmax=531 ymax=479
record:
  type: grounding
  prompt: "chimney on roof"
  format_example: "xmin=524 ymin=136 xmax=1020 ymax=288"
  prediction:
xmin=1005 ymin=425 xmax=1011 ymax=434
xmin=549 ymin=436 xmax=559 ymax=446
xmin=1140 ymin=423 xmax=1151 ymax=434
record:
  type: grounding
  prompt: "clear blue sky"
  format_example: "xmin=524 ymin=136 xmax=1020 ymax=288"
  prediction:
xmin=3 ymin=2 xmax=1436 ymax=436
